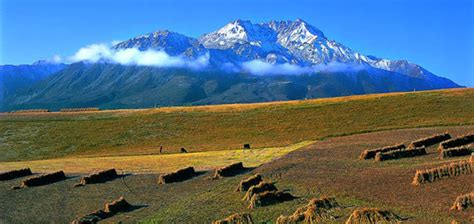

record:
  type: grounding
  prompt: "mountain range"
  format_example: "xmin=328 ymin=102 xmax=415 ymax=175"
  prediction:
xmin=0 ymin=19 xmax=461 ymax=111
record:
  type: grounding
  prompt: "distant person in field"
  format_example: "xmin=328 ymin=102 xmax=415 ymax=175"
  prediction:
xmin=181 ymin=147 xmax=188 ymax=153
xmin=159 ymin=146 xmax=163 ymax=153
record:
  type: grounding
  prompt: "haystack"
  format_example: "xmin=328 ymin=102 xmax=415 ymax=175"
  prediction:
xmin=412 ymin=160 xmax=472 ymax=186
xmin=60 ymin=108 xmax=99 ymax=112
xmin=76 ymin=169 xmax=118 ymax=186
xmin=438 ymin=133 xmax=474 ymax=151
xmin=235 ymin=174 xmax=263 ymax=192
xmin=450 ymin=192 xmax=473 ymax=211
xmin=375 ymin=146 xmax=426 ymax=161
xmin=248 ymin=191 xmax=295 ymax=209
xmin=408 ymin=132 xmax=451 ymax=148
xmin=158 ymin=167 xmax=196 ymax=184
xmin=359 ymin=144 xmax=405 ymax=160
xmin=20 ymin=171 xmax=66 ymax=188
xmin=243 ymin=181 xmax=278 ymax=201
xmin=71 ymin=209 xmax=107 ymax=224
xmin=0 ymin=168 xmax=32 ymax=181
xmin=213 ymin=213 xmax=254 ymax=224
xmin=214 ymin=162 xmax=245 ymax=178
xmin=345 ymin=208 xmax=402 ymax=224
xmin=71 ymin=197 xmax=132 ymax=224
xmin=276 ymin=197 xmax=340 ymax=224
xmin=439 ymin=145 xmax=473 ymax=159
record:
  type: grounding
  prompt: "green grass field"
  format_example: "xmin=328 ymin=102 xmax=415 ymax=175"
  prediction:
xmin=1 ymin=88 xmax=473 ymax=162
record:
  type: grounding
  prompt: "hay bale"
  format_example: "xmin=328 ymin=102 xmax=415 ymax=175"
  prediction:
xmin=276 ymin=197 xmax=340 ymax=224
xmin=345 ymin=208 xmax=402 ymax=224
xmin=71 ymin=209 xmax=107 ymax=224
xmin=408 ymin=132 xmax=451 ymax=148
xmin=214 ymin=162 xmax=245 ymax=178
xmin=60 ymin=108 xmax=100 ymax=112
xmin=20 ymin=171 xmax=66 ymax=187
xmin=243 ymin=181 xmax=278 ymax=201
xmin=0 ymin=168 xmax=32 ymax=181
xmin=248 ymin=191 xmax=295 ymax=209
xmin=375 ymin=146 xmax=426 ymax=161
xmin=71 ymin=197 xmax=132 ymax=224
xmin=438 ymin=133 xmax=474 ymax=151
xmin=412 ymin=160 xmax=472 ymax=186
xmin=12 ymin=109 xmax=49 ymax=113
xmin=104 ymin=196 xmax=132 ymax=214
xmin=213 ymin=213 xmax=253 ymax=224
xmin=158 ymin=167 xmax=196 ymax=184
xmin=236 ymin=174 xmax=263 ymax=192
xmin=440 ymin=145 xmax=473 ymax=159
xmin=450 ymin=192 xmax=473 ymax=211
xmin=76 ymin=169 xmax=118 ymax=186
xmin=359 ymin=144 xmax=405 ymax=160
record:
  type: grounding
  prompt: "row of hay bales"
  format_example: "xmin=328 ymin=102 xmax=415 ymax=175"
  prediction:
xmin=12 ymin=171 xmax=67 ymax=189
xmin=439 ymin=145 xmax=473 ymax=159
xmin=412 ymin=160 xmax=472 ymax=186
xmin=276 ymin=197 xmax=341 ymax=223
xmin=408 ymin=132 xmax=451 ymax=148
xmin=438 ymin=133 xmax=474 ymax=152
xmin=0 ymin=168 xmax=32 ymax=180
xmin=359 ymin=143 xmax=405 ymax=160
xmin=75 ymin=169 xmax=119 ymax=187
xmin=375 ymin=146 xmax=426 ymax=161
xmin=60 ymin=108 xmax=100 ymax=112
xmin=450 ymin=192 xmax=474 ymax=211
xmin=216 ymin=206 xmax=402 ymax=224
xmin=71 ymin=196 xmax=133 ymax=224
xmin=11 ymin=109 xmax=49 ymax=113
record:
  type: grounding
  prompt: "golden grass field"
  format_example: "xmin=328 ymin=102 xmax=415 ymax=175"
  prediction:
xmin=0 ymin=141 xmax=314 ymax=174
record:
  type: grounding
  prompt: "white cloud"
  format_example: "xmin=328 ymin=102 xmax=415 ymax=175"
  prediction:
xmin=68 ymin=43 xmax=209 ymax=69
xmin=241 ymin=60 xmax=367 ymax=76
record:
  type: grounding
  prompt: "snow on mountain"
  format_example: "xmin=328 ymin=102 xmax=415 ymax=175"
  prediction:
xmin=112 ymin=19 xmax=448 ymax=80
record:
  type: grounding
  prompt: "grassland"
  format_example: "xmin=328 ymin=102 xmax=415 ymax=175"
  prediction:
xmin=1 ymin=126 xmax=472 ymax=223
xmin=0 ymin=141 xmax=314 ymax=174
xmin=1 ymin=88 xmax=473 ymax=162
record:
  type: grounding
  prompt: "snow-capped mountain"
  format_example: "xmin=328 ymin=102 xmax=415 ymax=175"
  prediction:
xmin=112 ymin=19 xmax=445 ymax=80
xmin=2 ymin=19 xmax=461 ymax=111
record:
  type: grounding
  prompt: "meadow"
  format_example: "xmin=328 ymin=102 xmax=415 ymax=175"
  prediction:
xmin=1 ymin=88 xmax=473 ymax=162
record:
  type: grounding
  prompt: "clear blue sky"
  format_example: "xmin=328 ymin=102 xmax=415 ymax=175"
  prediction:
xmin=1 ymin=0 xmax=472 ymax=86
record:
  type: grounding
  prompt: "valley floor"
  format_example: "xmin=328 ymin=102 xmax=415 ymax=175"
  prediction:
xmin=1 ymin=126 xmax=472 ymax=223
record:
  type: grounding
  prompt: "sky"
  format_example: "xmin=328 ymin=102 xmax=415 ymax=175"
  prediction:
xmin=0 ymin=0 xmax=472 ymax=86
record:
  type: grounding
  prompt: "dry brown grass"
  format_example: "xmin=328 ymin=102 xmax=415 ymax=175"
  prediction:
xmin=60 ymin=108 xmax=100 ymax=112
xmin=345 ymin=208 xmax=402 ymax=224
xmin=212 ymin=213 xmax=254 ymax=224
xmin=450 ymin=192 xmax=474 ymax=211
